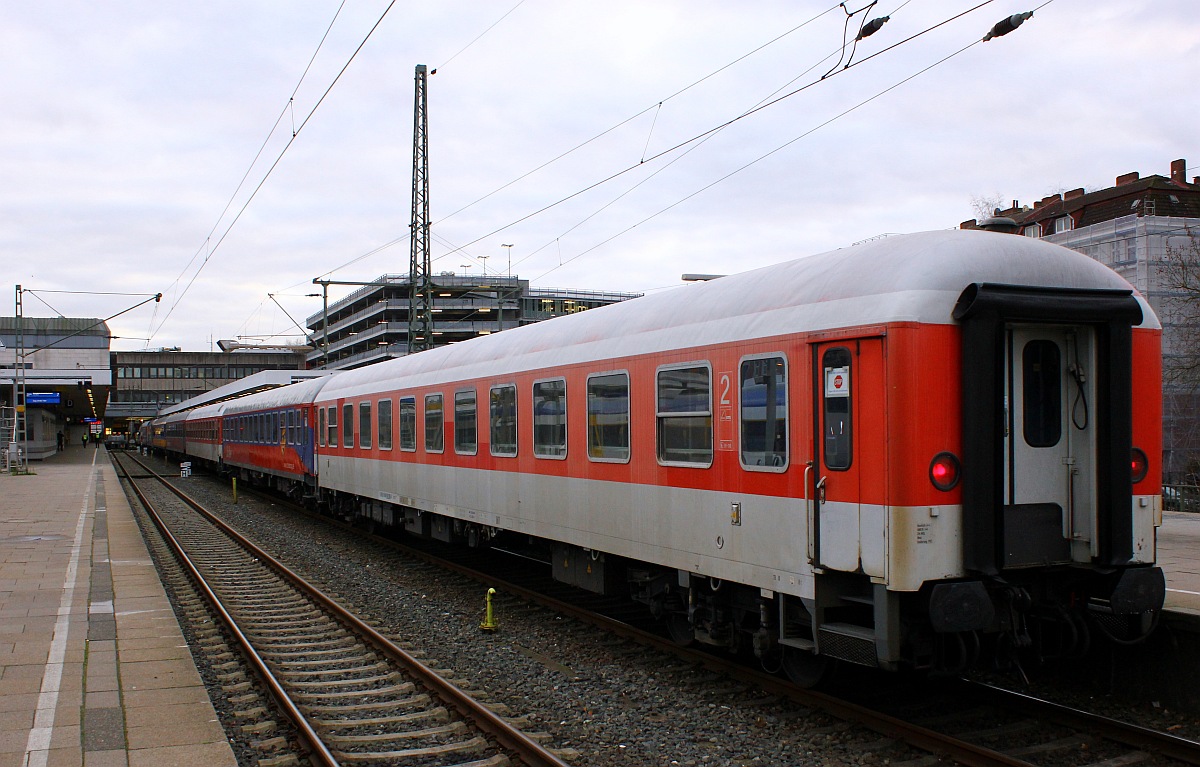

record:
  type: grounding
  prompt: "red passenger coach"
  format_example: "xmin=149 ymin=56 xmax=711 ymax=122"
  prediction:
xmin=217 ymin=376 xmax=334 ymax=498
xmin=240 ymin=230 xmax=1166 ymax=681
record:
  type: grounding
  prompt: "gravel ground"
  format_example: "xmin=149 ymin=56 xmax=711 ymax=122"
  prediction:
xmin=127 ymin=453 xmax=1200 ymax=765
xmin=141 ymin=458 xmax=924 ymax=766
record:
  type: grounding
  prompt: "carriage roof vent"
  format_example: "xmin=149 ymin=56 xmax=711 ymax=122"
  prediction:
xmin=977 ymin=216 xmax=1019 ymax=233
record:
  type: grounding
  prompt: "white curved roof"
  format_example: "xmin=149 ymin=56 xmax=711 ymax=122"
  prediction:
xmin=318 ymin=229 xmax=1157 ymax=401
xmin=221 ymin=374 xmax=338 ymax=415
xmin=187 ymin=401 xmax=229 ymax=420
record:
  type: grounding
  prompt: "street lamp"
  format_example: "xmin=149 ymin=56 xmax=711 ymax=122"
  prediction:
xmin=502 ymin=244 xmax=513 ymax=277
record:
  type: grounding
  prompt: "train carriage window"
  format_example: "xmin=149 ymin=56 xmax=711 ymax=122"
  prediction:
xmin=533 ymin=379 xmax=567 ymax=458
xmin=342 ymin=403 xmax=354 ymax=448
xmin=399 ymin=397 xmax=416 ymax=451
xmin=287 ymin=410 xmax=296 ymax=445
xmin=740 ymin=356 xmax=788 ymax=471
xmin=490 ymin=385 xmax=517 ymax=457
xmin=318 ymin=407 xmax=326 ymax=447
xmin=359 ymin=402 xmax=372 ymax=449
xmin=454 ymin=390 xmax=478 ymax=455
xmin=1023 ymin=340 xmax=1062 ymax=448
xmin=425 ymin=394 xmax=444 ymax=453
xmin=378 ymin=399 xmax=393 ymax=450
xmin=327 ymin=406 xmax=338 ymax=447
xmin=822 ymin=348 xmax=852 ymax=471
xmin=656 ymin=365 xmax=713 ymax=466
xmin=587 ymin=372 xmax=630 ymax=462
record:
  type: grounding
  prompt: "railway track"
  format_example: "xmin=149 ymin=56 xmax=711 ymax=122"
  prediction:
xmin=275 ymin=501 xmax=1200 ymax=767
xmin=120 ymin=451 xmax=1200 ymax=766
xmin=112 ymin=451 xmax=570 ymax=767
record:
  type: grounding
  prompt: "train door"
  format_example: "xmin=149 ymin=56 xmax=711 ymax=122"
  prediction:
xmin=811 ymin=338 xmax=887 ymax=573
xmin=1003 ymin=325 xmax=1096 ymax=565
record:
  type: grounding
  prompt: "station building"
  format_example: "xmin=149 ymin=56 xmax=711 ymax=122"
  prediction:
xmin=961 ymin=157 xmax=1200 ymax=477
xmin=0 ymin=317 xmax=112 ymax=460
xmin=306 ymin=273 xmax=641 ymax=370
xmin=108 ymin=345 xmax=309 ymax=432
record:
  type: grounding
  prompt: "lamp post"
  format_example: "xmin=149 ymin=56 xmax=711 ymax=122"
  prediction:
xmin=502 ymin=244 xmax=513 ymax=277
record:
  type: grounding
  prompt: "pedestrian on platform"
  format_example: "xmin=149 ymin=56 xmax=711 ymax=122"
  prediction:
xmin=81 ymin=433 xmax=87 ymax=448
xmin=56 ymin=431 xmax=64 ymax=452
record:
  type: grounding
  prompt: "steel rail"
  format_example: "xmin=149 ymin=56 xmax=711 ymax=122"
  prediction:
xmin=121 ymin=453 xmax=570 ymax=767
xmin=969 ymin=681 xmax=1200 ymax=765
xmin=385 ymin=536 xmax=1037 ymax=767
xmin=113 ymin=456 xmax=339 ymax=767
xmin=237 ymin=479 xmax=1036 ymax=767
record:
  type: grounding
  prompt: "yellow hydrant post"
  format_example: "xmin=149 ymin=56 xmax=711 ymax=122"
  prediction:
xmin=232 ymin=476 xmax=238 ymax=504
xmin=480 ymin=587 xmax=498 ymax=632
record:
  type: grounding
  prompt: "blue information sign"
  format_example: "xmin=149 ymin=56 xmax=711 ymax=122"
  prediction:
xmin=26 ymin=392 xmax=62 ymax=405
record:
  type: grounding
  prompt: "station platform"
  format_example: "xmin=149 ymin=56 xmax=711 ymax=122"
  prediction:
xmin=1157 ymin=510 xmax=1200 ymax=617
xmin=0 ymin=446 xmax=236 ymax=767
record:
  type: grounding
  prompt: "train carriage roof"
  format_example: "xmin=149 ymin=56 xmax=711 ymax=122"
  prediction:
xmin=159 ymin=410 xmax=190 ymax=425
xmin=187 ymin=401 xmax=229 ymax=421
xmin=317 ymin=229 xmax=1158 ymax=400
xmin=221 ymin=374 xmax=337 ymax=415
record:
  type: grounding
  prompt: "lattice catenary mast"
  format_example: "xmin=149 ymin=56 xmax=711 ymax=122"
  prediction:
xmin=408 ymin=64 xmax=433 ymax=353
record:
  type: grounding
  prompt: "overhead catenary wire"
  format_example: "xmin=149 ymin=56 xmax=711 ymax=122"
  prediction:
xmin=158 ymin=2 xmax=349 ymax=325
xmin=152 ymin=0 xmax=398 ymax=344
xmin=274 ymin=2 xmax=1035 ymax=342
xmin=532 ymin=35 xmax=991 ymax=282
xmin=306 ymin=2 xmax=846 ymax=287
xmin=434 ymin=0 xmax=1001 ymax=270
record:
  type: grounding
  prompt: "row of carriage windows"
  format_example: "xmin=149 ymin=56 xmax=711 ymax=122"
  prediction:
xmin=311 ymin=357 xmax=792 ymax=469
xmin=222 ymin=409 xmax=309 ymax=446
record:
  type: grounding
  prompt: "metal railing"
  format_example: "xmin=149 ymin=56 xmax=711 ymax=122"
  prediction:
xmin=1164 ymin=483 xmax=1200 ymax=512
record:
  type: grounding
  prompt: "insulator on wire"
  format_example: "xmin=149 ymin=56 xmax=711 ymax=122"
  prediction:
xmin=855 ymin=16 xmax=890 ymax=41
xmin=983 ymin=11 xmax=1034 ymax=42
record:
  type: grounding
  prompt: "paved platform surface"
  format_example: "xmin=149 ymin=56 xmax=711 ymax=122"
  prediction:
xmin=1159 ymin=510 xmax=1200 ymax=617
xmin=0 ymin=446 xmax=236 ymax=767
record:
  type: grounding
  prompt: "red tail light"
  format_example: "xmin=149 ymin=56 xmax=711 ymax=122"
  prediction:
xmin=1131 ymin=448 xmax=1148 ymax=484
xmin=929 ymin=452 xmax=961 ymax=491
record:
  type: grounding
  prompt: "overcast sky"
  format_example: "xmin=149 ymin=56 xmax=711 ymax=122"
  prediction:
xmin=4 ymin=0 xmax=1196 ymax=352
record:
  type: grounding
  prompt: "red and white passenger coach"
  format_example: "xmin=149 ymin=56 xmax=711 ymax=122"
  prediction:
xmin=169 ymin=229 xmax=1165 ymax=681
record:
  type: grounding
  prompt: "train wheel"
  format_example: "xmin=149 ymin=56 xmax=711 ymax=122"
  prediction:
xmin=667 ymin=613 xmax=695 ymax=645
xmin=782 ymin=647 xmax=833 ymax=688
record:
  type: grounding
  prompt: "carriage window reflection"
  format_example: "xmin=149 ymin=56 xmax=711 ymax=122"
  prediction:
xmin=490 ymin=385 xmax=517 ymax=457
xmin=740 ymin=356 xmax=787 ymax=470
xmin=399 ymin=397 xmax=416 ymax=451
xmin=587 ymin=372 xmax=630 ymax=461
xmin=455 ymin=390 xmax=477 ymax=455
xmin=657 ymin=365 xmax=712 ymax=466
xmin=425 ymin=394 xmax=443 ymax=452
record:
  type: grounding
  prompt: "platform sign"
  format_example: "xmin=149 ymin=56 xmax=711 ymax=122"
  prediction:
xmin=26 ymin=392 xmax=62 ymax=405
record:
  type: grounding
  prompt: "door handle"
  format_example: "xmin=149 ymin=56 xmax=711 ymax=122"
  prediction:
xmin=816 ymin=475 xmax=827 ymax=505
xmin=805 ymin=461 xmax=815 ymax=563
